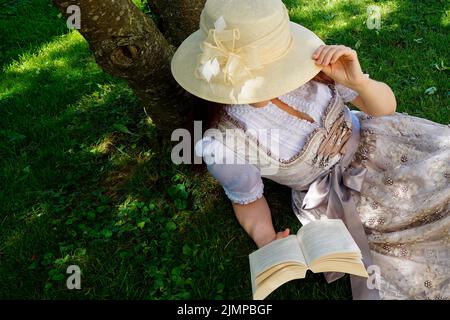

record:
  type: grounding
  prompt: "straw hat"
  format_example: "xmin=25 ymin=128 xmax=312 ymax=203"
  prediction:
xmin=170 ymin=0 xmax=325 ymax=104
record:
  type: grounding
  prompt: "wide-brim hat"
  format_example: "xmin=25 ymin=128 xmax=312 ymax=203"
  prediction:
xmin=170 ymin=0 xmax=325 ymax=105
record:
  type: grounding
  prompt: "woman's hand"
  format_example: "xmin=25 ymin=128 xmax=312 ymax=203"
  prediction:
xmin=275 ymin=228 xmax=290 ymax=241
xmin=312 ymin=45 xmax=368 ymax=90
xmin=313 ymin=44 xmax=397 ymax=116
xmin=232 ymin=197 xmax=291 ymax=248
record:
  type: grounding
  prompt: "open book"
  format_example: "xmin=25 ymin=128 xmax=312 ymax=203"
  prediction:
xmin=249 ymin=219 xmax=368 ymax=300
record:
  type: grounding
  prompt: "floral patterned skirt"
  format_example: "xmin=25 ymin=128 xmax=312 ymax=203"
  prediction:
xmin=293 ymin=110 xmax=450 ymax=299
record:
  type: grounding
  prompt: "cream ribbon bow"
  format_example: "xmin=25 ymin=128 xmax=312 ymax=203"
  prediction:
xmin=195 ymin=17 xmax=263 ymax=85
xmin=300 ymin=111 xmax=380 ymax=300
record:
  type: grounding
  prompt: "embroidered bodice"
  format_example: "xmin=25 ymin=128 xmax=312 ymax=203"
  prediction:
xmin=195 ymin=80 xmax=359 ymax=204
xmin=221 ymin=81 xmax=357 ymax=160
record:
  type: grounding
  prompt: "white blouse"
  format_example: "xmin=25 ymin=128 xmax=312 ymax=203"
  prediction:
xmin=195 ymin=80 xmax=359 ymax=205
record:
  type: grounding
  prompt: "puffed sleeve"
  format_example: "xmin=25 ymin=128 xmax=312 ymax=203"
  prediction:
xmin=335 ymin=83 xmax=358 ymax=103
xmin=195 ymin=137 xmax=264 ymax=205
xmin=335 ymin=74 xmax=370 ymax=102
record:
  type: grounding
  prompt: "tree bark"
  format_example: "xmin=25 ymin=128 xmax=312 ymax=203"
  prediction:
xmin=150 ymin=0 xmax=206 ymax=47
xmin=51 ymin=0 xmax=195 ymax=133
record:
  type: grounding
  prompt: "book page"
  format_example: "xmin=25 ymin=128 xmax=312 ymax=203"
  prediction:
xmin=296 ymin=219 xmax=361 ymax=265
xmin=253 ymin=265 xmax=307 ymax=300
xmin=249 ymin=235 xmax=306 ymax=284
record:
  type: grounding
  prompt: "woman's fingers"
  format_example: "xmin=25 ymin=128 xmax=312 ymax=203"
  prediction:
xmin=314 ymin=45 xmax=338 ymax=65
xmin=321 ymin=46 xmax=340 ymax=65
xmin=275 ymin=228 xmax=290 ymax=240
xmin=313 ymin=45 xmax=357 ymax=65
xmin=316 ymin=45 xmax=333 ymax=65
xmin=329 ymin=47 xmax=348 ymax=64
xmin=313 ymin=45 xmax=326 ymax=60
xmin=333 ymin=47 xmax=357 ymax=63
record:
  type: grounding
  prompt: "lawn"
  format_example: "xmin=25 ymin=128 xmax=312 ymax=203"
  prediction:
xmin=0 ymin=0 xmax=448 ymax=299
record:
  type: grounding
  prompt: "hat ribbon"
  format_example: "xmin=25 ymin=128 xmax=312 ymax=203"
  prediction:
xmin=196 ymin=27 xmax=263 ymax=85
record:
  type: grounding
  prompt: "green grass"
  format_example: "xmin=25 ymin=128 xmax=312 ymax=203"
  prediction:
xmin=0 ymin=0 xmax=448 ymax=299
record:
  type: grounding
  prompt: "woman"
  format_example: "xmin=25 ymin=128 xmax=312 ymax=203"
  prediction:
xmin=171 ymin=0 xmax=450 ymax=299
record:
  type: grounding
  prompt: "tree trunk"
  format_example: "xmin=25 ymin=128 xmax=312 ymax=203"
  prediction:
xmin=151 ymin=0 xmax=206 ymax=47
xmin=51 ymin=0 xmax=196 ymax=133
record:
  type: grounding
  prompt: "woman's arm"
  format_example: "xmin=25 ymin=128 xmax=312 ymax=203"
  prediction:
xmin=313 ymin=45 xmax=397 ymax=116
xmin=232 ymin=196 xmax=289 ymax=248
xmin=347 ymin=77 xmax=397 ymax=116
xmin=197 ymin=137 xmax=290 ymax=248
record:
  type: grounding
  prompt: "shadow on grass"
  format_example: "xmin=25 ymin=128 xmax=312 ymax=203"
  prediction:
xmin=0 ymin=22 xmax=253 ymax=298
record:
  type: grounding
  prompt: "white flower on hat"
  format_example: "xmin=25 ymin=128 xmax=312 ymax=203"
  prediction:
xmin=199 ymin=57 xmax=220 ymax=82
xmin=197 ymin=16 xmax=227 ymax=82
xmin=214 ymin=16 xmax=227 ymax=32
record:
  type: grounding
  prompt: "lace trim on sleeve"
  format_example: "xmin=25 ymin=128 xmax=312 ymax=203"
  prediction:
xmin=199 ymin=135 xmax=265 ymax=205
xmin=223 ymin=180 xmax=264 ymax=205
xmin=335 ymin=83 xmax=358 ymax=102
